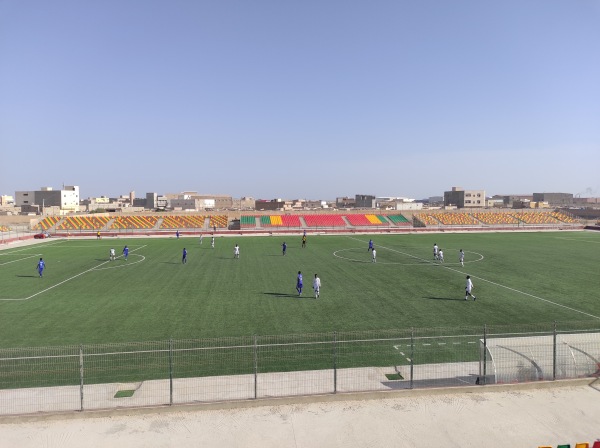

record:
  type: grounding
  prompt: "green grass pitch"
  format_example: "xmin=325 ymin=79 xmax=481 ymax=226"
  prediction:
xmin=0 ymin=231 xmax=599 ymax=349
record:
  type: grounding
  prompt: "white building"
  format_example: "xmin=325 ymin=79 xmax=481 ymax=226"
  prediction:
xmin=15 ymin=186 xmax=80 ymax=214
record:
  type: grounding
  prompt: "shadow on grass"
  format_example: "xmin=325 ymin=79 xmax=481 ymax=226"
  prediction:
xmin=264 ymin=292 xmax=305 ymax=299
xmin=424 ymin=296 xmax=465 ymax=301
xmin=16 ymin=275 xmax=37 ymax=278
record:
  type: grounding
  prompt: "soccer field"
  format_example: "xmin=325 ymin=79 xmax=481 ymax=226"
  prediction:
xmin=0 ymin=231 xmax=599 ymax=349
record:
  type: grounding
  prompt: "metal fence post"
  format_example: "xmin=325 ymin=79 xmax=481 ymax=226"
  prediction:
xmin=253 ymin=335 xmax=258 ymax=399
xmin=169 ymin=339 xmax=173 ymax=405
xmin=333 ymin=331 xmax=337 ymax=394
xmin=79 ymin=344 xmax=84 ymax=411
xmin=482 ymin=324 xmax=487 ymax=386
xmin=410 ymin=328 xmax=414 ymax=390
xmin=553 ymin=321 xmax=557 ymax=381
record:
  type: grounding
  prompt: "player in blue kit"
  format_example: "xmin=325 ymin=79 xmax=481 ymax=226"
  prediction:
xmin=282 ymin=242 xmax=287 ymax=256
xmin=36 ymin=258 xmax=45 ymax=278
xmin=296 ymin=271 xmax=303 ymax=296
xmin=123 ymin=245 xmax=129 ymax=261
xmin=182 ymin=247 xmax=187 ymax=264
xmin=368 ymin=239 xmax=374 ymax=251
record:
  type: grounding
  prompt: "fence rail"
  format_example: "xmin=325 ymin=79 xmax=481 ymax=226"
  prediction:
xmin=0 ymin=321 xmax=599 ymax=416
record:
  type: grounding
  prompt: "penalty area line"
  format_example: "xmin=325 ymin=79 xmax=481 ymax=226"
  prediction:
xmin=0 ymin=260 xmax=112 ymax=302
xmin=0 ymin=245 xmax=148 ymax=302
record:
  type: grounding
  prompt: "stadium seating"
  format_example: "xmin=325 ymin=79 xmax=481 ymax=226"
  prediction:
xmin=280 ymin=215 xmax=301 ymax=227
xmin=56 ymin=216 xmax=110 ymax=230
xmin=386 ymin=214 xmax=410 ymax=225
xmin=345 ymin=214 xmax=389 ymax=226
xmin=302 ymin=214 xmax=346 ymax=227
xmin=33 ymin=216 xmax=61 ymax=230
xmin=240 ymin=216 xmax=257 ymax=228
xmin=510 ymin=212 xmax=561 ymax=225
xmin=209 ymin=215 xmax=228 ymax=228
xmin=575 ymin=443 xmax=590 ymax=448
xmin=551 ymin=211 xmax=576 ymax=223
xmin=110 ymin=216 xmax=158 ymax=229
xmin=435 ymin=212 xmax=480 ymax=225
xmin=414 ymin=213 xmax=440 ymax=226
xmin=345 ymin=214 xmax=374 ymax=226
xmin=160 ymin=215 xmax=206 ymax=229
xmin=471 ymin=212 xmax=520 ymax=225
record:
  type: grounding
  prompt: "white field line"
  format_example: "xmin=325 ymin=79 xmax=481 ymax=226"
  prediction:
xmin=347 ymin=236 xmax=600 ymax=321
xmin=0 ymin=254 xmax=42 ymax=266
xmin=0 ymin=245 xmax=147 ymax=302
xmin=554 ymin=237 xmax=600 ymax=244
xmin=0 ymin=240 xmax=65 ymax=254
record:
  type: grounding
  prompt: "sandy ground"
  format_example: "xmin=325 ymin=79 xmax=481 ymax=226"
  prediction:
xmin=0 ymin=380 xmax=599 ymax=448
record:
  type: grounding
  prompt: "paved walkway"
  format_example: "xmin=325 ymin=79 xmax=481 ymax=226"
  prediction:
xmin=0 ymin=379 xmax=599 ymax=448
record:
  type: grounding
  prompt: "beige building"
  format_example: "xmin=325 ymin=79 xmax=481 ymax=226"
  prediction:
xmin=15 ymin=186 xmax=80 ymax=214
xmin=444 ymin=187 xmax=486 ymax=208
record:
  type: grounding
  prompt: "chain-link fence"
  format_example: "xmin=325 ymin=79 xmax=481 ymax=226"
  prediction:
xmin=0 ymin=321 xmax=598 ymax=416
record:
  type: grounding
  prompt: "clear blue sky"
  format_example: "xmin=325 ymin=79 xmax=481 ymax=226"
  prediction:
xmin=1 ymin=0 xmax=599 ymax=200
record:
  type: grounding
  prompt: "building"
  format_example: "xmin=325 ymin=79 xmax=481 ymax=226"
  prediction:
xmin=166 ymin=192 xmax=233 ymax=210
xmin=0 ymin=195 xmax=14 ymax=206
xmin=355 ymin=194 xmax=376 ymax=208
xmin=232 ymin=197 xmax=256 ymax=210
xmin=170 ymin=198 xmax=215 ymax=211
xmin=493 ymin=195 xmax=533 ymax=208
xmin=336 ymin=197 xmax=356 ymax=208
xmin=255 ymin=199 xmax=286 ymax=211
xmin=15 ymin=186 xmax=80 ymax=214
xmin=532 ymin=193 xmax=573 ymax=206
xmin=444 ymin=187 xmax=486 ymax=208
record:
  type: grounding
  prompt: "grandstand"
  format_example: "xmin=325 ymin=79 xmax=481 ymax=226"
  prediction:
xmin=511 ymin=211 xmax=561 ymax=225
xmin=385 ymin=214 xmax=410 ymax=225
xmin=56 ymin=216 xmax=110 ymax=231
xmin=414 ymin=213 xmax=441 ymax=226
xmin=549 ymin=210 xmax=576 ymax=223
xmin=160 ymin=215 xmax=206 ymax=229
xmin=20 ymin=209 xmax=583 ymax=237
xmin=209 ymin=215 xmax=228 ymax=229
xmin=240 ymin=216 xmax=257 ymax=228
xmin=110 ymin=215 xmax=159 ymax=230
xmin=433 ymin=212 xmax=480 ymax=226
xmin=33 ymin=216 xmax=61 ymax=231
xmin=345 ymin=214 xmax=389 ymax=226
xmin=471 ymin=212 xmax=520 ymax=225
xmin=280 ymin=215 xmax=302 ymax=227
xmin=302 ymin=214 xmax=346 ymax=227
xmin=260 ymin=215 xmax=281 ymax=227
